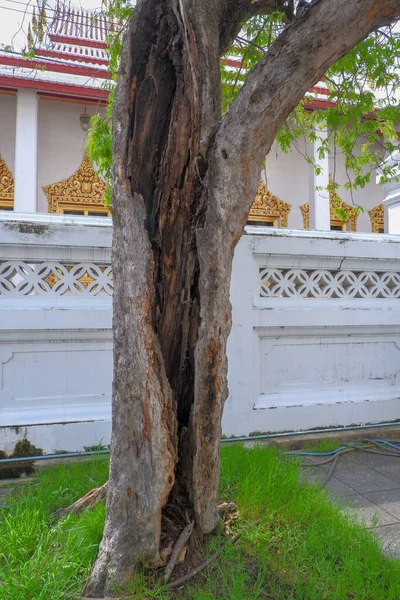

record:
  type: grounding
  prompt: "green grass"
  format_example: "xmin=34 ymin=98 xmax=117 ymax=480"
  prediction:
xmin=1 ymin=446 xmax=400 ymax=599
xmin=0 ymin=459 xmax=109 ymax=600
xmin=299 ymin=437 xmax=344 ymax=454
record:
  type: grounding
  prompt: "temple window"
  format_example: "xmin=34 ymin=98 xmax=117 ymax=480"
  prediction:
xmin=300 ymin=175 xmax=359 ymax=232
xmin=60 ymin=207 xmax=111 ymax=217
xmin=248 ymin=181 xmax=291 ymax=227
xmin=330 ymin=220 xmax=348 ymax=232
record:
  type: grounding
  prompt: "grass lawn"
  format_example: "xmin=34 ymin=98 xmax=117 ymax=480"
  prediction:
xmin=1 ymin=444 xmax=400 ymax=599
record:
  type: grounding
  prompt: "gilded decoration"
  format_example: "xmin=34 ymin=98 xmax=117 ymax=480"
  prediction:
xmin=368 ymin=204 xmax=384 ymax=233
xmin=0 ymin=155 xmax=14 ymax=210
xmin=248 ymin=180 xmax=291 ymax=227
xmin=43 ymin=152 xmax=109 ymax=215
xmin=44 ymin=264 xmax=108 ymax=290
xmin=300 ymin=175 xmax=359 ymax=232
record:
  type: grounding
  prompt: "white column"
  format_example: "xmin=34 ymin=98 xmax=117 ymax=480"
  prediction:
xmin=309 ymin=126 xmax=330 ymax=231
xmin=14 ymin=89 xmax=38 ymax=213
xmin=383 ymin=188 xmax=400 ymax=234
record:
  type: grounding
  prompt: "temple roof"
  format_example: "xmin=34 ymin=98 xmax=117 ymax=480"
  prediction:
xmin=49 ymin=7 xmax=109 ymax=45
xmin=0 ymin=6 xmax=331 ymax=107
xmin=0 ymin=6 xmax=111 ymax=101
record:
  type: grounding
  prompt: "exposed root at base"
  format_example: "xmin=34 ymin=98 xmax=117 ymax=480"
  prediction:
xmin=165 ymin=551 xmax=218 ymax=589
xmin=61 ymin=594 xmax=129 ymax=600
xmin=163 ymin=520 xmax=194 ymax=583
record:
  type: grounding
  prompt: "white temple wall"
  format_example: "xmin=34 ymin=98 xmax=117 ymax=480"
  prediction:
xmin=0 ymin=93 xmax=387 ymax=232
xmin=1 ymin=214 xmax=399 ymax=454
xmin=265 ymin=139 xmax=385 ymax=233
xmin=37 ymin=99 xmax=106 ymax=212
xmin=265 ymin=141 xmax=309 ymax=230
xmin=0 ymin=93 xmax=16 ymax=175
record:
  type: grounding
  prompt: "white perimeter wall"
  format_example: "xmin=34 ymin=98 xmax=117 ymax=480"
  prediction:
xmin=1 ymin=214 xmax=400 ymax=454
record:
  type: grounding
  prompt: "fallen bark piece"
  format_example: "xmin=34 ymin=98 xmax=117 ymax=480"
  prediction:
xmin=54 ymin=481 xmax=108 ymax=520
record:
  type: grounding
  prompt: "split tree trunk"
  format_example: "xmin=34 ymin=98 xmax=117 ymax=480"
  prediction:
xmin=85 ymin=2 xmax=225 ymax=594
xmin=85 ymin=0 xmax=400 ymax=595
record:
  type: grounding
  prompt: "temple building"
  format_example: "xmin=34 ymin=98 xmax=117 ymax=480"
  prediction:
xmin=0 ymin=6 xmax=392 ymax=233
xmin=0 ymin=7 xmax=108 ymax=215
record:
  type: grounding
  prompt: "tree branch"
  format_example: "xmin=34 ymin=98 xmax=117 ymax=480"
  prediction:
xmin=219 ymin=0 xmax=289 ymax=53
xmin=211 ymin=0 xmax=400 ymax=229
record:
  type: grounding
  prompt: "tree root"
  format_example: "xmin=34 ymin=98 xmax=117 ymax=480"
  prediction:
xmin=163 ymin=520 xmax=194 ymax=583
xmin=61 ymin=595 xmax=129 ymax=600
xmin=54 ymin=482 xmax=109 ymax=520
xmin=164 ymin=527 xmax=240 ymax=590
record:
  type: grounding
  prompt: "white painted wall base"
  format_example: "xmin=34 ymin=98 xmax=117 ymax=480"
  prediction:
xmin=0 ymin=213 xmax=112 ymax=454
xmin=0 ymin=421 xmax=112 ymax=456
xmin=1 ymin=214 xmax=400 ymax=454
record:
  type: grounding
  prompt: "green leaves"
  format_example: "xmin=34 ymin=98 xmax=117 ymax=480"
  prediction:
xmin=220 ymin=14 xmax=400 ymax=200
xmin=86 ymin=0 xmax=133 ymax=205
xmin=88 ymin=4 xmax=400 ymax=205
xmin=87 ymin=115 xmax=113 ymax=205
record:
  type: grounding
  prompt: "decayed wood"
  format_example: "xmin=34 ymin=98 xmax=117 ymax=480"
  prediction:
xmin=83 ymin=0 xmax=400 ymax=596
xmin=54 ymin=483 xmax=108 ymax=520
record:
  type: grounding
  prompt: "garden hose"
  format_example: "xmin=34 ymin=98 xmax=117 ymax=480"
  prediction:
xmin=283 ymin=439 xmax=400 ymax=487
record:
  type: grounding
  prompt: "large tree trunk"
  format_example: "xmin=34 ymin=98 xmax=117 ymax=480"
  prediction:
xmin=85 ymin=0 xmax=400 ymax=595
xmin=85 ymin=1 xmax=224 ymax=594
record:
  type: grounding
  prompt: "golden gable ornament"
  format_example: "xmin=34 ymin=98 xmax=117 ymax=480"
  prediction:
xmin=43 ymin=152 xmax=110 ymax=216
xmin=248 ymin=180 xmax=291 ymax=227
xmin=0 ymin=155 xmax=14 ymax=210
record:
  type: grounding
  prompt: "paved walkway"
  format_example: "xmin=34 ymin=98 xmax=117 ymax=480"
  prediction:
xmin=306 ymin=450 xmax=400 ymax=557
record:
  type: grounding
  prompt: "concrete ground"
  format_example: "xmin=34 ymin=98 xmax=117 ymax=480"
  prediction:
xmin=305 ymin=450 xmax=400 ymax=558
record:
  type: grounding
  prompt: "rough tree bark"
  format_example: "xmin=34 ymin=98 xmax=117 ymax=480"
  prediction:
xmin=85 ymin=0 xmax=400 ymax=595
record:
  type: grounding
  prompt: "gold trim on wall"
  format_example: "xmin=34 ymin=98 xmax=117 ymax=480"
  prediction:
xmin=368 ymin=204 xmax=384 ymax=233
xmin=300 ymin=175 xmax=359 ymax=232
xmin=0 ymin=155 xmax=14 ymax=210
xmin=248 ymin=180 xmax=291 ymax=227
xmin=43 ymin=152 xmax=109 ymax=215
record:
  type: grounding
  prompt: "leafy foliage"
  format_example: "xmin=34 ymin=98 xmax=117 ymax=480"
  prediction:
xmin=86 ymin=0 xmax=133 ymax=205
xmin=87 ymin=115 xmax=113 ymax=205
xmin=86 ymin=2 xmax=400 ymax=208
